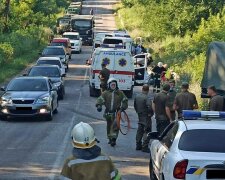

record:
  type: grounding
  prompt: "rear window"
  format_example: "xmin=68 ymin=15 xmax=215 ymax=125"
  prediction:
xmin=51 ymin=42 xmax=67 ymax=47
xmin=37 ymin=60 xmax=61 ymax=68
xmin=29 ymin=67 xmax=61 ymax=77
xmin=42 ymin=48 xmax=65 ymax=56
xmin=103 ymin=39 xmax=123 ymax=45
xmin=179 ymin=129 xmax=225 ymax=153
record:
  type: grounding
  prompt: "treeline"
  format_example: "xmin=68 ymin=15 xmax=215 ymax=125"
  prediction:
xmin=117 ymin=0 xmax=225 ymax=108
xmin=0 ymin=0 xmax=69 ymax=82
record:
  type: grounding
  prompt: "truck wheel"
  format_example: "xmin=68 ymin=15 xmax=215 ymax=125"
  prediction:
xmin=125 ymin=88 xmax=133 ymax=98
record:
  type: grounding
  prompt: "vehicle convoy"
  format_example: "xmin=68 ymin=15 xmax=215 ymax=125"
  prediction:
xmin=89 ymin=48 xmax=134 ymax=98
xmin=56 ymin=16 xmax=71 ymax=35
xmin=149 ymin=110 xmax=225 ymax=180
xmin=0 ymin=77 xmax=58 ymax=121
xmin=70 ymin=15 xmax=94 ymax=46
xmin=27 ymin=65 xmax=65 ymax=100
xmin=50 ymin=38 xmax=72 ymax=59
xmin=201 ymin=41 xmax=225 ymax=98
xmin=40 ymin=46 xmax=70 ymax=70
xmin=62 ymin=32 xmax=82 ymax=53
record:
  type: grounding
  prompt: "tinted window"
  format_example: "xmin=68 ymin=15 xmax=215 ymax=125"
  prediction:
xmin=29 ymin=67 xmax=61 ymax=77
xmin=42 ymin=48 xmax=65 ymax=56
xmin=161 ymin=123 xmax=179 ymax=149
xmin=73 ymin=20 xmax=91 ymax=27
xmin=179 ymin=129 xmax=225 ymax=153
xmin=7 ymin=79 xmax=48 ymax=91
xmin=103 ymin=39 xmax=123 ymax=45
xmin=51 ymin=42 xmax=67 ymax=47
xmin=59 ymin=19 xmax=70 ymax=24
xmin=63 ymin=35 xmax=79 ymax=40
xmin=37 ymin=60 xmax=61 ymax=68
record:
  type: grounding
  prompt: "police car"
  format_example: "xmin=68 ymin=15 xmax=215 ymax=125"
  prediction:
xmin=149 ymin=110 xmax=225 ymax=180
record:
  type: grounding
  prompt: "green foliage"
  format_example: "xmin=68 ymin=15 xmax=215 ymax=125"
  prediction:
xmin=0 ymin=43 xmax=14 ymax=64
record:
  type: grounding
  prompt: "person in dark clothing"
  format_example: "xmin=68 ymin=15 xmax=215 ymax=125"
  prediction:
xmin=152 ymin=84 xmax=172 ymax=135
xmin=167 ymin=80 xmax=177 ymax=120
xmin=152 ymin=62 xmax=167 ymax=92
xmin=207 ymin=85 xmax=224 ymax=111
xmin=99 ymin=63 xmax=110 ymax=93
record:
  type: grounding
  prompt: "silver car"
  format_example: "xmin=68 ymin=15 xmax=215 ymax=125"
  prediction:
xmin=0 ymin=77 xmax=58 ymax=121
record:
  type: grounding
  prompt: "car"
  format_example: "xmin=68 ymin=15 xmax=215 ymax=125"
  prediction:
xmin=0 ymin=77 xmax=58 ymax=121
xmin=63 ymin=32 xmax=82 ymax=54
xmin=27 ymin=65 xmax=65 ymax=100
xmin=149 ymin=110 xmax=225 ymax=180
xmin=40 ymin=46 xmax=69 ymax=70
xmin=36 ymin=57 xmax=66 ymax=76
xmin=50 ymin=38 xmax=72 ymax=59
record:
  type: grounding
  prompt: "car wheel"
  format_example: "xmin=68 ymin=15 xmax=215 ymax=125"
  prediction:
xmin=149 ymin=159 xmax=157 ymax=180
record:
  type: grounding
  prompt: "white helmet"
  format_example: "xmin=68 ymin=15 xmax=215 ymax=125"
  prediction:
xmin=107 ymin=77 xmax=118 ymax=89
xmin=158 ymin=62 xmax=163 ymax=67
xmin=71 ymin=122 xmax=96 ymax=149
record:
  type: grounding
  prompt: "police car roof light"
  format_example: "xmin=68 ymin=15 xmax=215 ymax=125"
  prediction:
xmin=182 ymin=110 xmax=225 ymax=119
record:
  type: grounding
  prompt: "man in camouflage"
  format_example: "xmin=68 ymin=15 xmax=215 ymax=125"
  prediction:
xmin=207 ymin=85 xmax=224 ymax=111
xmin=99 ymin=63 xmax=110 ymax=93
xmin=134 ymin=84 xmax=153 ymax=153
xmin=96 ymin=78 xmax=128 ymax=147
xmin=167 ymin=80 xmax=177 ymax=120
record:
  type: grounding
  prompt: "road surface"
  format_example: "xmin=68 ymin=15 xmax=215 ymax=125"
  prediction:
xmin=0 ymin=0 xmax=150 ymax=179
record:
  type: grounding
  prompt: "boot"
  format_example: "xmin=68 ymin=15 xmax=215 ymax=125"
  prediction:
xmin=111 ymin=138 xmax=116 ymax=147
xmin=108 ymin=139 xmax=112 ymax=144
xmin=136 ymin=144 xmax=142 ymax=150
xmin=142 ymin=147 xmax=150 ymax=153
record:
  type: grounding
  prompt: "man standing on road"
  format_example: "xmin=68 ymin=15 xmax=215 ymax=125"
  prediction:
xmin=152 ymin=84 xmax=172 ymax=135
xmin=207 ymin=85 xmax=224 ymax=111
xmin=173 ymin=82 xmax=198 ymax=118
xmin=152 ymin=62 xmax=167 ymax=92
xmin=99 ymin=63 xmax=110 ymax=93
xmin=60 ymin=122 xmax=121 ymax=180
xmin=167 ymin=80 xmax=177 ymax=120
xmin=96 ymin=78 xmax=128 ymax=147
xmin=134 ymin=84 xmax=153 ymax=153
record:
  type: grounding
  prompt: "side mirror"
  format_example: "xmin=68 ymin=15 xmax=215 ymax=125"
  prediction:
xmin=68 ymin=46 xmax=71 ymax=48
xmin=38 ymin=52 xmax=42 ymax=55
xmin=22 ymin=73 xmax=27 ymax=76
xmin=62 ymin=73 xmax=66 ymax=77
xmin=0 ymin=86 xmax=6 ymax=91
xmin=66 ymin=53 xmax=70 ymax=55
xmin=147 ymin=132 xmax=160 ymax=140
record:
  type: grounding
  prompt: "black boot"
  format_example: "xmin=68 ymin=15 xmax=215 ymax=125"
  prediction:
xmin=136 ymin=144 xmax=142 ymax=150
xmin=110 ymin=138 xmax=116 ymax=147
xmin=108 ymin=139 xmax=112 ymax=144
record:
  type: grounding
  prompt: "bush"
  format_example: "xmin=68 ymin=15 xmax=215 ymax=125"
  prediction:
xmin=0 ymin=43 xmax=14 ymax=64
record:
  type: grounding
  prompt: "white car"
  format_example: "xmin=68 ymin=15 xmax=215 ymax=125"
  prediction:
xmin=36 ymin=57 xmax=66 ymax=76
xmin=63 ymin=32 xmax=82 ymax=53
xmin=149 ymin=110 xmax=225 ymax=180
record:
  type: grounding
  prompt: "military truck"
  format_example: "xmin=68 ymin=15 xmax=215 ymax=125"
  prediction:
xmin=201 ymin=42 xmax=225 ymax=98
xmin=56 ymin=16 xmax=71 ymax=35
xmin=70 ymin=15 xmax=94 ymax=46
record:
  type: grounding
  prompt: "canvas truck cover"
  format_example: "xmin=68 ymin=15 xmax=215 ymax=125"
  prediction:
xmin=201 ymin=42 xmax=225 ymax=93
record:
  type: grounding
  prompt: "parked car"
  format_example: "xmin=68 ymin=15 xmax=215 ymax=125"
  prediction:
xmin=27 ymin=65 xmax=65 ymax=100
xmin=40 ymin=46 xmax=69 ymax=70
xmin=50 ymin=38 xmax=72 ymax=59
xmin=0 ymin=77 xmax=58 ymax=121
xmin=36 ymin=57 xmax=66 ymax=76
xmin=63 ymin=32 xmax=82 ymax=54
xmin=149 ymin=110 xmax=225 ymax=180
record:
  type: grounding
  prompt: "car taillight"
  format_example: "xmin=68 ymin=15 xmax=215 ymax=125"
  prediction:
xmin=173 ymin=159 xmax=188 ymax=179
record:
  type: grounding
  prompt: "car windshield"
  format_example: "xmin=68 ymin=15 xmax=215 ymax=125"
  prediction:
xmin=51 ymin=42 xmax=66 ymax=47
xmin=103 ymin=39 xmax=123 ymax=45
xmin=7 ymin=79 xmax=48 ymax=91
xmin=73 ymin=20 xmax=91 ymax=27
xmin=37 ymin=60 xmax=61 ymax=68
xmin=29 ymin=67 xmax=61 ymax=77
xmin=179 ymin=129 xmax=225 ymax=153
xmin=59 ymin=19 xmax=70 ymax=25
xmin=42 ymin=48 xmax=65 ymax=56
xmin=63 ymin=35 xmax=79 ymax=40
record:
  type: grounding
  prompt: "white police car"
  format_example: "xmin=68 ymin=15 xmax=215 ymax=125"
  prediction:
xmin=149 ymin=110 xmax=225 ymax=180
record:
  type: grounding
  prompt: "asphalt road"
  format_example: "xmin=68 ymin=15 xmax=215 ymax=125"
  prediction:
xmin=0 ymin=0 xmax=150 ymax=179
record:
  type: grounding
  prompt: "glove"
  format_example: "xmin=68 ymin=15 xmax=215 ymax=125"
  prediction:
xmin=97 ymin=105 xmax=102 ymax=112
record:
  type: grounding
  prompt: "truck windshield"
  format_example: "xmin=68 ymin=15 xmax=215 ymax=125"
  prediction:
xmin=73 ymin=20 xmax=91 ymax=28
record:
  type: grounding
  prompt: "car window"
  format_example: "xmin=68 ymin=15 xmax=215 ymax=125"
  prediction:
xmin=43 ymin=48 xmax=65 ymax=55
xmin=37 ymin=60 xmax=61 ymax=68
xmin=179 ymin=129 xmax=225 ymax=153
xmin=51 ymin=42 xmax=67 ymax=47
xmin=29 ymin=67 xmax=61 ymax=77
xmin=161 ymin=123 xmax=179 ymax=149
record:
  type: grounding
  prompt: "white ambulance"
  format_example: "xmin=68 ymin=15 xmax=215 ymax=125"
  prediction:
xmin=89 ymin=48 xmax=134 ymax=98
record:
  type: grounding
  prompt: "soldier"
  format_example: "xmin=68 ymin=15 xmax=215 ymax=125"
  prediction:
xmin=173 ymin=82 xmax=198 ymax=118
xmin=134 ymin=84 xmax=153 ymax=153
xmin=61 ymin=122 xmax=121 ymax=180
xmin=152 ymin=84 xmax=172 ymax=135
xmin=152 ymin=62 xmax=167 ymax=92
xmin=167 ymin=80 xmax=177 ymax=120
xmin=99 ymin=63 xmax=110 ymax=93
xmin=207 ymin=85 xmax=224 ymax=111
xmin=96 ymin=78 xmax=128 ymax=147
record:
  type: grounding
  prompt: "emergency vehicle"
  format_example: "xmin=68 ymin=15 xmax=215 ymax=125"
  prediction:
xmin=149 ymin=110 xmax=225 ymax=180
xmin=89 ymin=48 xmax=134 ymax=98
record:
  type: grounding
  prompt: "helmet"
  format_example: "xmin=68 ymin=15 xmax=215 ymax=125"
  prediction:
xmin=107 ymin=77 xmax=118 ymax=90
xmin=158 ymin=62 xmax=163 ymax=67
xmin=71 ymin=122 xmax=96 ymax=149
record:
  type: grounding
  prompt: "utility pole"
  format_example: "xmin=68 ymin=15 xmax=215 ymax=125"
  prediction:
xmin=3 ymin=0 xmax=10 ymax=33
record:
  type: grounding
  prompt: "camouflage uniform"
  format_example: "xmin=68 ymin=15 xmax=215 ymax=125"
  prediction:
xmin=99 ymin=67 xmax=110 ymax=92
xmin=134 ymin=92 xmax=153 ymax=150
xmin=167 ymin=88 xmax=177 ymax=120
xmin=96 ymin=89 xmax=128 ymax=142
xmin=209 ymin=95 xmax=224 ymax=111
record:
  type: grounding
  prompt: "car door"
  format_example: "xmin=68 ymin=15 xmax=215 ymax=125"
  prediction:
xmin=154 ymin=122 xmax=179 ymax=178
xmin=133 ymin=54 xmax=147 ymax=84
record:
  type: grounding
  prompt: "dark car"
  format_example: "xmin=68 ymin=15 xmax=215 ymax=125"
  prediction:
xmin=27 ymin=65 xmax=65 ymax=100
xmin=0 ymin=77 xmax=58 ymax=121
xmin=40 ymin=46 xmax=69 ymax=70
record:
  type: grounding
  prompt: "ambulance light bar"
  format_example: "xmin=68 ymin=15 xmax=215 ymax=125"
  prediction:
xmin=182 ymin=110 xmax=225 ymax=119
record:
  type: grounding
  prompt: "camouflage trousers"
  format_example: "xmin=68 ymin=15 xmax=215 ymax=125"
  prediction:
xmin=104 ymin=113 xmax=119 ymax=140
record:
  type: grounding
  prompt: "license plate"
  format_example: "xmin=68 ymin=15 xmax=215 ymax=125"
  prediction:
xmin=16 ymin=107 xmax=32 ymax=110
xmin=207 ymin=170 xmax=225 ymax=179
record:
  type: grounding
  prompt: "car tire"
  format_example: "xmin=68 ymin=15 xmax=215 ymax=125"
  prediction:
xmin=125 ymin=88 xmax=133 ymax=98
xmin=149 ymin=159 xmax=157 ymax=180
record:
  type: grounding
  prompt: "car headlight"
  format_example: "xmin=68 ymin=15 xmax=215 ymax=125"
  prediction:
xmin=36 ymin=96 xmax=50 ymax=104
xmin=54 ymin=82 xmax=61 ymax=87
xmin=0 ymin=98 xmax=12 ymax=105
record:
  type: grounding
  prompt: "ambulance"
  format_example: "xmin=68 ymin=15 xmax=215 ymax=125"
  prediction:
xmin=89 ymin=48 xmax=134 ymax=98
